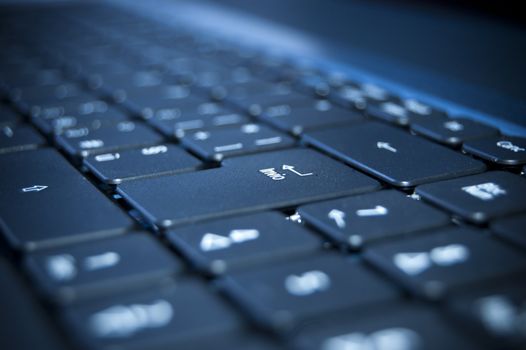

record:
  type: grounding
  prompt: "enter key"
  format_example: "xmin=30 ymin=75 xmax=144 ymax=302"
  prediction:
xmin=117 ymin=148 xmax=380 ymax=228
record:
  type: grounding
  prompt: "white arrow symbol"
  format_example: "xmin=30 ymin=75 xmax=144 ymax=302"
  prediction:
xmin=282 ymin=164 xmax=313 ymax=177
xmin=356 ymin=205 xmax=388 ymax=217
xmin=376 ymin=142 xmax=397 ymax=153
xmin=22 ymin=185 xmax=48 ymax=193
xmin=328 ymin=209 xmax=346 ymax=228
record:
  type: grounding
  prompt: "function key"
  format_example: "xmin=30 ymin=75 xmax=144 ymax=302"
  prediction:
xmin=303 ymin=122 xmax=485 ymax=187
xmin=299 ymin=190 xmax=449 ymax=249
xmin=411 ymin=118 xmax=499 ymax=147
xmin=180 ymin=123 xmax=295 ymax=161
xmin=25 ymin=233 xmax=183 ymax=303
xmin=365 ymin=226 xmax=526 ymax=299
xmin=166 ymin=211 xmax=321 ymax=275
xmin=84 ymin=144 xmax=201 ymax=185
xmin=219 ymin=254 xmax=397 ymax=331
xmin=463 ymin=135 xmax=526 ymax=166
xmin=416 ymin=171 xmax=526 ymax=224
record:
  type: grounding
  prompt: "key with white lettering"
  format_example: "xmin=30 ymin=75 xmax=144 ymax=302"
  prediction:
xmin=64 ymin=282 xmax=243 ymax=350
xmin=181 ymin=123 xmax=295 ymax=161
xmin=367 ymin=99 xmax=448 ymax=126
xmin=219 ymin=254 xmax=397 ymax=332
xmin=258 ymin=99 xmax=363 ymax=135
xmin=56 ymin=121 xmax=164 ymax=157
xmin=303 ymin=122 xmax=486 ymax=187
xmin=0 ymin=149 xmax=133 ymax=250
xmin=117 ymin=148 xmax=380 ymax=228
xmin=146 ymin=100 xmax=250 ymax=136
xmin=463 ymin=135 xmax=526 ymax=166
xmin=416 ymin=171 xmax=526 ymax=224
xmin=296 ymin=303 xmax=480 ymax=350
xmin=166 ymin=212 xmax=321 ymax=275
xmin=25 ymin=233 xmax=183 ymax=303
xmin=299 ymin=190 xmax=449 ymax=249
xmin=364 ymin=227 xmax=526 ymax=300
xmin=411 ymin=118 xmax=499 ymax=148
xmin=84 ymin=144 xmax=201 ymax=185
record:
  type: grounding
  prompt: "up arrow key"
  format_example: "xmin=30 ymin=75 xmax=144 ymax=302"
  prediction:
xmin=22 ymin=185 xmax=48 ymax=193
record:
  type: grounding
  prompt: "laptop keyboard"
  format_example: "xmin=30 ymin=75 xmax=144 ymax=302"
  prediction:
xmin=1 ymin=3 xmax=526 ymax=350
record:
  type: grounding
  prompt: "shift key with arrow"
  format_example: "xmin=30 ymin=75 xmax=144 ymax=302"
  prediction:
xmin=299 ymin=190 xmax=449 ymax=249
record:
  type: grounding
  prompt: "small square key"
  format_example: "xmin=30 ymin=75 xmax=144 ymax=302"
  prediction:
xmin=416 ymin=171 xmax=526 ymax=224
xmin=299 ymin=190 xmax=450 ymax=249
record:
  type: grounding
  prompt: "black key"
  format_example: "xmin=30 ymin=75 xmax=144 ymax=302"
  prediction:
xmin=367 ymin=98 xmax=448 ymax=126
xmin=30 ymin=98 xmax=110 ymax=119
xmin=25 ymin=233 xmax=182 ymax=303
xmin=84 ymin=144 xmax=201 ymax=184
xmin=0 ymin=149 xmax=133 ymax=250
xmin=463 ymin=135 xmax=526 ymax=166
xmin=63 ymin=282 xmax=243 ymax=350
xmin=115 ymin=84 xmax=204 ymax=116
xmin=332 ymin=83 xmax=395 ymax=111
xmin=303 ymin=122 xmax=486 ymax=187
xmin=181 ymin=123 xmax=295 ymax=161
xmin=11 ymin=83 xmax=87 ymax=114
xmin=117 ymin=148 xmax=380 ymax=227
xmin=147 ymin=100 xmax=250 ymax=136
xmin=56 ymin=121 xmax=164 ymax=157
xmin=166 ymin=211 xmax=321 ymax=275
xmin=0 ymin=124 xmax=45 ymax=153
xmin=90 ymin=69 xmax=165 ymax=93
xmin=296 ymin=303 xmax=479 ymax=350
xmin=219 ymin=254 xmax=397 ymax=331
xmin=410 ymin=118 xmax=499 ymax=147
xmin=258 ymin=99 xmax=363 ymax=135
xmin=213 ymin=81 xmax=303 ymax=111
xmin=299 ymin=190 xmax=449 ymax=249
xmin=364 ymin=226 xmax=526 ymax=299
xmin=491 ymin=214 xmax=526 ymax=249
xmin=417 ymin=171 xmax=526 ymax=224
xmin=448 ymin=282 xmax=526 ymax=348
xmin=0 ymin=104 xmax=21 ymax=126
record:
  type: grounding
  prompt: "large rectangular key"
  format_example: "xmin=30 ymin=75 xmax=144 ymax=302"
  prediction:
xmin=0 ymin=149 xmax=133 ymax=251
xmin=303 ymin=122 xmax=486 ymax=187
xmin=117 ymin=148 xmax=380 ymax=228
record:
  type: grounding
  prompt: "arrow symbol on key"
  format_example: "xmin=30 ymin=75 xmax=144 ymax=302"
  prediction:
xmin=356 ymin=205 xmax=388 ymax=217
xmin=21 ymin=185 xmax=48 ymax=193
xmin=282 ymin=164 xmax=313 ymax=177
xmin=328 ymin=209 xmax=346 ymax=228
xmin=376 ymin=142 xmax=397 ymax=153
